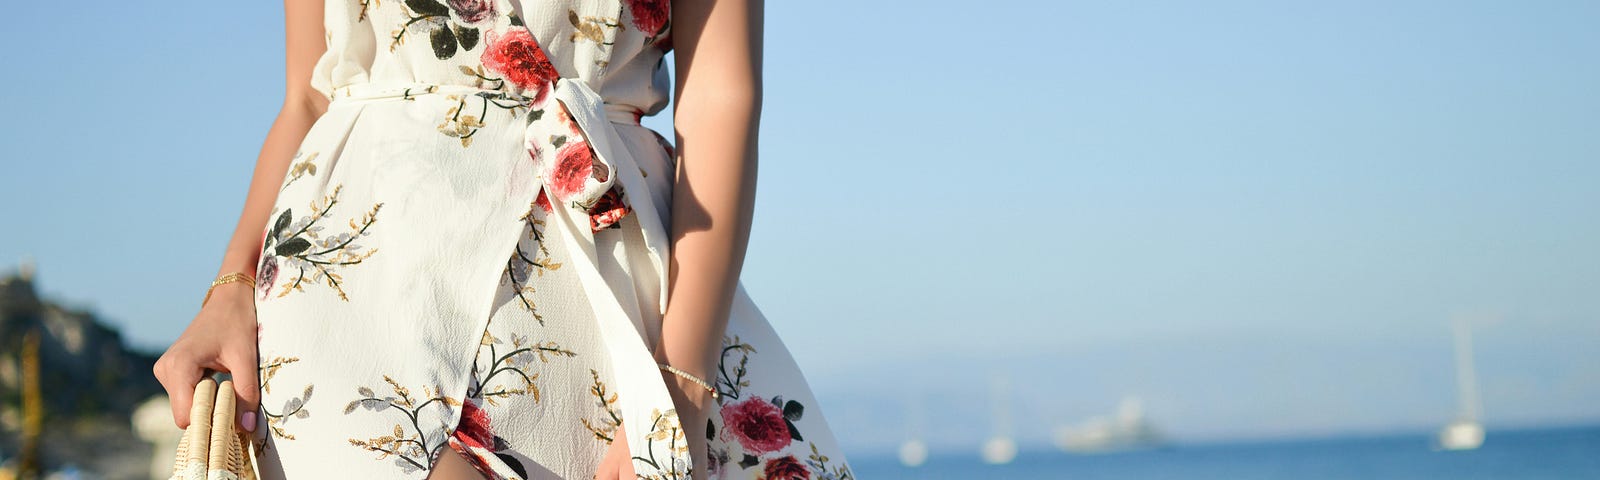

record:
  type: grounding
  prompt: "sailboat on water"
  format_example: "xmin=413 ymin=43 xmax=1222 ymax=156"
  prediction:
xmin=1436 ymin=317 xmax=1485 ymax=451
xmin=980 ymin=374 xmax=1017 ymax=464
xmin=898 ymin=393 xmax=928 ymax=467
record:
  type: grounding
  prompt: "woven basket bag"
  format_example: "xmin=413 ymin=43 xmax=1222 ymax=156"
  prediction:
xmin=170 ymin=375 xmax=259 ymax=480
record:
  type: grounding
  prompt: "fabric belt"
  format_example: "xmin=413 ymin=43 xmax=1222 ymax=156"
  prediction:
xmin=328 ymin=81 xmax=644 ymax=126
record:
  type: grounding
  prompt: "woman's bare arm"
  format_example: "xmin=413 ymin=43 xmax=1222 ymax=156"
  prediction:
xmin=215 ymin=0 xmax=330 ymax=281
xmin=154 ymin=0 xmax=328 ymax=432
xmin=653 ymin=0 xmax=763 ymax=471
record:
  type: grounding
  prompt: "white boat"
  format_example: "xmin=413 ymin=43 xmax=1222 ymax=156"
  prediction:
xmin=898 ymin=393 xmax=928 ymax=467
xmin=1436 ymin=317 xmax=1485 ymax=451
xmin=1055 ymin=396 xmax=1165 ymax=454
xmin=898 ymin=439 xmax=929 ymax=468
xmin=980 ymin=374 xmax=1017 ymax=464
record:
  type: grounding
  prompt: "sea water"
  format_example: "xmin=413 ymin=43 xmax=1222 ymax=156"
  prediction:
xmin=847 ymin=425 xmax=1600 ymax=479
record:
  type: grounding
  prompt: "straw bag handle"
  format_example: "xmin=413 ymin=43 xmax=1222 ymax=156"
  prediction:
xmin=170 ymin=371 xmax=259 ymax=480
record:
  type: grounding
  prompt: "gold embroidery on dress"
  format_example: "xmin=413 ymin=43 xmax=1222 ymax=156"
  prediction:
xmin=469 ymin=329 xmax=577 ymax=407
xmin=280 ymin=150 xmax=318 ymax=192
xmin=716 ymin=334 xmax=758 ymax=402
xmin=634 ymin=408 xmax=692 ymax=480
xmin=258 ymin=356 xmax=312 ymax=441
xmin=503 ymin=203 xmax=564 ymax=321
xmin=581 ymin=368 xmax=624 ymax=443
xmin=268 ymin=185 xmax=384 ymax=301
xmin=568 ymin=9 xmax=620 ymax=46
xmin=344 ymin=376 xmax=464 ymax=473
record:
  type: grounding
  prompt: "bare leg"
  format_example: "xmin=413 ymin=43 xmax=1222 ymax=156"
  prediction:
xmin=427 ymin=446 xmax=489 ymax=480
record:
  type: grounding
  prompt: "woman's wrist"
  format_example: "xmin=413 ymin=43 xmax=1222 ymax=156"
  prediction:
xmin=216 ymin=247 xmax=261 ymax=278
xmin=203 ymin=271 xmax=257 ymax=308
xmin=660 ymin=366 xmax=718 ymax=411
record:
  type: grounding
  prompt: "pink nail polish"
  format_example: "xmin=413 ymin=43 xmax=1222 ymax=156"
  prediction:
xmin=241 ymin=411 xmax=257 ymax=432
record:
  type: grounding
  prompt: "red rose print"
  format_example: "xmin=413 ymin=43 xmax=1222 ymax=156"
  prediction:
xmin=445 ymin=400 xmax=501 ymax=478
xmin=555 ymin=102 xmax=579 ymax=133
xmin=481 ymin=29 xmax=559 ymax=103
xmin=454 ymin=401 xmax=494 ymax=451
xmin=627 ymin=0 xmax=670 ymax=37
xmin=588 ymin=186 xmax=630 ymax=231
xmin=255 ymin=256 xmax=278 ymax=301
xmin=761 ymin=455 xmax=810 ymax=480
xmin=720 ymin=396 xmax=793 ymax=455
xmin=548 ymin=141 xmax=607 ymax=203
xmin=534 ymin=188 xmax=553 ymax=213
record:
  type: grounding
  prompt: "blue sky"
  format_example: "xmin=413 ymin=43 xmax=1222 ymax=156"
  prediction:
xmin=3 ymin=0 xmax=1597 ymax=456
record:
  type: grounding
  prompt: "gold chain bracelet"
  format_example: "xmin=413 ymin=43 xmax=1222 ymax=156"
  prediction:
xmin=657 ymin=363 xmax=719 ymax=399
xmin=201 ymin=272 xmax=256 ymax=307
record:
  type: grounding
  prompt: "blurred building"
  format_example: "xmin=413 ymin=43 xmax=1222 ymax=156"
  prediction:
xmin=0 ymin=263 xmax=167 ymax=479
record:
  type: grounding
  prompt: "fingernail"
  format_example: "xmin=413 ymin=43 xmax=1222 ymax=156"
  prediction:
xmin=241 ymin=411 xmax=257 ymax=432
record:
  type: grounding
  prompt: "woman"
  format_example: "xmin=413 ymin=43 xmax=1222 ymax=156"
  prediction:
xmin=152 ymin=0 xmax=856 ymax=479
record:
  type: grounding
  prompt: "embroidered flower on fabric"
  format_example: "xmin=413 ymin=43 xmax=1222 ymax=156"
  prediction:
xmin=588 ymin=186 xmax=631 ymax=232
xmin=548 ymin=141 xmax=609 ymax=203
xmin=533 ymin=189 xmax=554 ymax=213
xmin=530 ymin=185 xmax=629 ymax=232
xmin=454 ymin=400 xmax=494 ymax=451
xmin=481 ymin=29 xmax=560 ymax=103
xmin=627 ymin=0 xmax=670 ymax=39
xmin=445 ymin=0 xmax=497 ymax=26
xmin=720 ymin=396 xmax=794 ymax=455
xmin=762 ymin=454 xmax=811 ymax=480
xmin=255 ymin=256 xmax=279 ymax=301
xmin=706 ymin=445 xmax=732 ymax=480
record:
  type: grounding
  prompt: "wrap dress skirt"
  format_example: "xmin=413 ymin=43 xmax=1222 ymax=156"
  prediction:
xmin=247 ymin=1 xmax=855 ymax=479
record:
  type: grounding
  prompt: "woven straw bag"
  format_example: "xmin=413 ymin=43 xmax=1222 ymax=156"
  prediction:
xmin=170 ymin=374 xmax=259 ymax=480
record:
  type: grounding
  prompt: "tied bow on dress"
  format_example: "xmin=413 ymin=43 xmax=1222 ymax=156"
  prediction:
xmin=527 ymin=77 xmax=696 ymax=474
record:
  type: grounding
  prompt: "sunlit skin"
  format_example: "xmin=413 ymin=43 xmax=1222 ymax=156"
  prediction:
xmin=151 ymin=1 xmax=761 ymax=479
xmin=152 ymin=0 xmax=328 ymax=443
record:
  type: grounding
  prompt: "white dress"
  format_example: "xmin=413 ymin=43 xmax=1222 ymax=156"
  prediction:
xmin=248 ymin=0 xmax=856 ymax=479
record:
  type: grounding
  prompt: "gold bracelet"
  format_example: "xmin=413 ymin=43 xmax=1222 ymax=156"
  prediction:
xmin=657 ymin=363 xmax=719 ymax=399
xmin=201 ymin=272 xmax=256 ymax=307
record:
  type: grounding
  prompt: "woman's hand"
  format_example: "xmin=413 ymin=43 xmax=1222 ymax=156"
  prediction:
xmin=152 ymin=281 xmax=261 ymax=433
xmin=149 ymin=0 xmax=325 ymax=438
xmin=672 ymin=412 xmax=712 ymax=480
xmin=594 ymin=377 xmax=715 ymax=480
xmin=595 ymin=423 xmax=637 ymax=479
xmin=663 ymin=371 xmax=715 ymax=480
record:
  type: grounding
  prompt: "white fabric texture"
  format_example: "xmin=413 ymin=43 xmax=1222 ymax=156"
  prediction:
xmin=248 ymin=0 xmax=856 ymax=479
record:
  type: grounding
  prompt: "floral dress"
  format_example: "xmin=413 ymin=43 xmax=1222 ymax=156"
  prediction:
xmin=247 ymin=0 xmax=856 ymax=479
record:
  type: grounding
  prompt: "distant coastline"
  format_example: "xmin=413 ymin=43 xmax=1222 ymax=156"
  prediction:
xmin=850 ymin=424 xmax=1600 ymax=479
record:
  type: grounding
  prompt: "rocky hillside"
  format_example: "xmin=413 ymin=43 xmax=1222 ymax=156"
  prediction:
xmin=0 ymin=264 xmax=165 ymax=477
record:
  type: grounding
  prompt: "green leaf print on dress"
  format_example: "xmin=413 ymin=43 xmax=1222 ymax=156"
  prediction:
xmin=634 ymin=408 xmax=692 ymax=480
xmin=502 ymin=201 xmax=565 ymax=323
xmin=258 ymin=184 xmax=383 ymax=302
xmin=581 ymin=368 xmax=625 ymax=443
xmin=280 ymin=150 xmax=318 ymax=192
xmin=468 ymin=328 xmax=578 ymax=406
xmin=258 ymin=356 xmax=313 ymax=441
xmin=344 ymin=375 xmax=465 ymax=475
